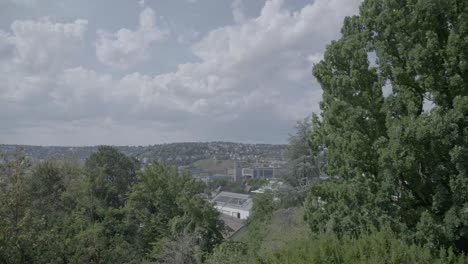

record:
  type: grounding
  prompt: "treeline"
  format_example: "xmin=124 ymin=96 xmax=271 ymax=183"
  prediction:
xmin=0 ymin=142 xmax=287 ymax=166
xmin=0 ymin=146 xmax=223 ymax=263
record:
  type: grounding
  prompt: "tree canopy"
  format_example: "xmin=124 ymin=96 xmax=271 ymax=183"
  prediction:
xmin=308 ymin=0 xmax=468 ymax=252
xmin=0 ymin=147 xmax=224 ymax=263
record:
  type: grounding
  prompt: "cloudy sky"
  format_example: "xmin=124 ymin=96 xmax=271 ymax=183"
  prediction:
xmin=0 ymin=0 xmax=361 ymax=146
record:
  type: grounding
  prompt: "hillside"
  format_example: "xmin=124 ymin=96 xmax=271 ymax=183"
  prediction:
xmin=0 ymin=142 xmax=287 ymax=165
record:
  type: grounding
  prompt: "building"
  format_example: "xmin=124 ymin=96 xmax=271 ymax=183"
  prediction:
xmin=188 ymin=161 xmax=242 ymax=182
xmin=242 ymin=167 xmax=275 ymax=179
xmin=227 ymin=161 xmax=242 ymax=181
xmin=211 ymin=191 xmax=252 ymax=220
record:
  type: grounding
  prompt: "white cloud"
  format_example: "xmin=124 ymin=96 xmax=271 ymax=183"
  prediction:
xmin=1 ymin=0 xmax=362 ymax=145
xmin=10 ymin=18 xmax=88 ymax=70
xmin=0 ymin=17 xmax=88 ymax=101
xmin=85 ymin=0 xmax=360 ymax=120
xmin=0 ymin=31 xmax=15 ymax=61
xmin=138 ymin=0 xmax=361 ymax=119
xmin=232 ymin=0 xmax=246 ymax=24
xmin=0 ymin=18 xmax=87 ymax=71
xmin=177 ymin=29 xmax=200 ymax=45
xmin=96 ymin=7 xmax=168 ymax=69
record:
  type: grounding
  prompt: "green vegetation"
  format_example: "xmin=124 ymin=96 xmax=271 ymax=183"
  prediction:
xmin=266 ymin=230 xmax=466 ymax=264
xmin=191 ymin=159 xmax=236 ymax=171
xmin=1 ymin=0 xmax=467 ymax=263
xmin=308 ymin=0 xmax=468 ymax=252
xmin=209 ymin=0 xmax=468 ymax=263
xmin=0 ymin=147 xmax=223 ymax=263
xmin=207 ymin=194 xmax=467 ymax=264
xmin=278 ymin=117 xmax=322 ymax=207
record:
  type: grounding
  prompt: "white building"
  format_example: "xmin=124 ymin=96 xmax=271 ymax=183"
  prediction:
xmin=211 ymin=192 xmax=252 ymax=220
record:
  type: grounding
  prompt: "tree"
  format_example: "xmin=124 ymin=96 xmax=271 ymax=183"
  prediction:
xmin=0 ymin=150 xmax=33 ymax=263
xmin=308 ymin=0 xmax=468 ymax=252
xmin=285 ymin=117 xmax=321 ymax=188
xmin=239 ymin=191 xmax=276 ymax=262
xmin=286 ymin=117 xmax=320 ymax=187
xmin=126 ymin=163 xmax=224 ymax=259
xmin=29 ymin=162 xmax=66 ymax=222
xmin=278 ymin=117 xmax=322 ymax=207
xmin=205 ymin=241 xmax=249 ymax=264
xmin=0 ymin=147 xmax=224 ymax=263
xmin=85 ymin=146 xmax=139 ymax=208
xmin=150 ymin=234 xmax=202 ymax=264
xmin=61 ymin=147 xmax=142 ymax=263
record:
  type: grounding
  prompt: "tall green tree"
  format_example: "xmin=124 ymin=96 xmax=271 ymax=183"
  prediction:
xmin=127 ymin=163 xmax=224 ymax=259
xmin=308 ymin=0 xmax=468 ymax=252
xmin=85 ymin=146 xmax=139 ymax=208
xmin=0 ymin=150 xmax=33 ymax=263
xmin=65 ymin=148 xmax=141 ymax=263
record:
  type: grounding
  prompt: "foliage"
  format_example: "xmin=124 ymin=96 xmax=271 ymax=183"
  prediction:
xmin=205 ymin=241 xmax=249 ymax=264
xmin=309 ymin=0 xmax=468 ymax=252
xmin=265 ymin=229 xmax=467 ymax=264
xmin=85 ymin=145 xmax=139 ymax=208
xmin=245 ymin=178 xmax=268 ymax=189
xmin=0 ymin=147 xmax=224 ymax=263
xmin=207 ymin=207 xmax=466 ymax=264
xmin=253 ymin=207 xmax=311 ymax=259
xmin=305 ymin=177 xmax=405 ymax=238
xmin=0 ymin=150 xmax=33 ymax=263
xmin=276 ymin=117 xmax=323 ymax=208
xmin=150 ymin=234 xmax=202 ymax=264
xmin=249 ymin=191 xmax=275 ymax=223
xmin=284 ymin=117 xmax=321 ymax=188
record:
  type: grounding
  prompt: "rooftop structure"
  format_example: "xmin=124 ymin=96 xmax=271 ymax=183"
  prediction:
xmin=212 ymin=191 xmax=252 ymax=220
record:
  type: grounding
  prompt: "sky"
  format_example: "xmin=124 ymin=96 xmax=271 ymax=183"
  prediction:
xmin=0 ymin=0 xmax=362 ymax=146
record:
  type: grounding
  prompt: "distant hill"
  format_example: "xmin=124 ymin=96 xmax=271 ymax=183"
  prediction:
xmin=190 ymin=159 xmax=236 ymax=171
xmin=0 ymin=142 xmax=287 ymax=166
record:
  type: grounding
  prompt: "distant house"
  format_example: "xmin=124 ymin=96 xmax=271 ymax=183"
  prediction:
xmin=242 ymin=167 xmax=275 ymax=179
xmin=211 ymin=191 xmax=252 ymax=220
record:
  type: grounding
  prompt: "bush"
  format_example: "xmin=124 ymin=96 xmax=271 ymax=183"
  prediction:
xmin=266 ymin=230 xmax=467 ymax=264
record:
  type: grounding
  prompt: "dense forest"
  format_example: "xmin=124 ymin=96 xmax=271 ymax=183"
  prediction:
xmin=1 ymin=0 xmax=468 ymax=263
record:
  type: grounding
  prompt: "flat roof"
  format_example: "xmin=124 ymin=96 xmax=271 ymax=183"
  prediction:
xmin=212 ymin=191 xmax=252 ymax=210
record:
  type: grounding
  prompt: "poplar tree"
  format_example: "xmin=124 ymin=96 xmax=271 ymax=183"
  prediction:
xmin=307 ymin=0 xmax=468 ymax=251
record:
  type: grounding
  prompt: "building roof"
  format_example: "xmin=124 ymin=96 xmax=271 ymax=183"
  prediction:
xmin=220 ymin=214 xmax=245 ymax=239
xmin=212 ymin=191 xmax=253 ymax=211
